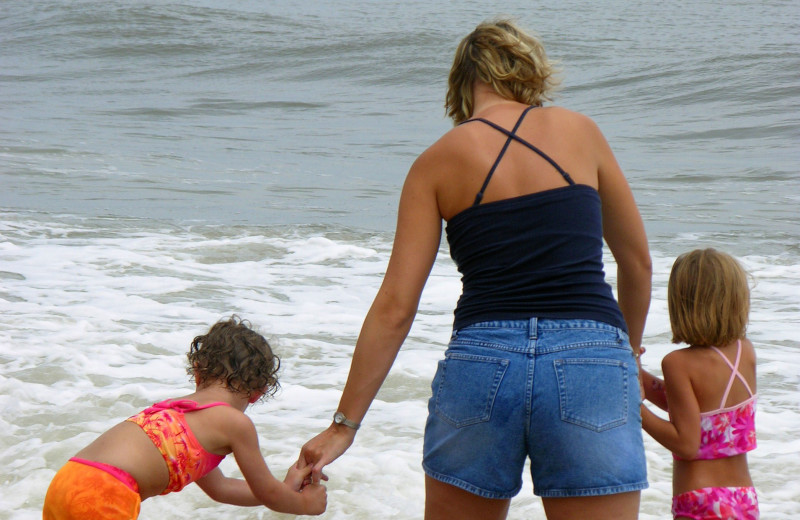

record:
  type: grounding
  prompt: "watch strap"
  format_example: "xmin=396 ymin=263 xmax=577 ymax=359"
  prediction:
xmin=333 ymin=411 xmax=361 ymax=430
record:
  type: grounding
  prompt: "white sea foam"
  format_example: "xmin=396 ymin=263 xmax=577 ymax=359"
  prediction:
xmin=2 ymin=0 xmax=798 ymax=515
xmin=1 ymin=214 xmax=798 ymax=519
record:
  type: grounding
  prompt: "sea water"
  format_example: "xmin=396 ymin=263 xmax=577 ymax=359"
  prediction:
xmin=1 ymin=1 xmax=798 ymax=518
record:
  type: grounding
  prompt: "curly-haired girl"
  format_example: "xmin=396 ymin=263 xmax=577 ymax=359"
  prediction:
xmin=43 ymin=316 xmax=326 ymax=519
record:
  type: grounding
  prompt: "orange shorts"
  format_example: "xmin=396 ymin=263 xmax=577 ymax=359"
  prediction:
xmin=43 ymin=460 xmax=141 ymax=520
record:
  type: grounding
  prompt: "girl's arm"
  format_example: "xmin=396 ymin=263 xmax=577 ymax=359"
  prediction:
xmin=298 ymin=149 xmax=443 ymax=483
xmin=637 ymin=345 xmax=669 ymax=410
xmin=640 ymin=366 xmax=669 ymax=411
xmin=194 ymin=467 xmax=262 ymax=506
xmin=195 ymin=463 xmax=313 ymax=507
xmin=200 ymin=411 xmax=326 ymax=515
xmin=640 ymin=352 xmax=702 ymax=459
xmin=592 ymin=118 xmax=652 ymax=353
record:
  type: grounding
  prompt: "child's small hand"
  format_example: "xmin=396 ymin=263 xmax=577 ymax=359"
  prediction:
xmin=301 ymin=482 xmax=327 ymax=515
xmin=285 ymin=463 xmax=313 ymax=492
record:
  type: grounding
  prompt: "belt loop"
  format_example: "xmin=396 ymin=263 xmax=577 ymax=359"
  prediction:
xmin=529 ymin=317 xmax=538 ymax=340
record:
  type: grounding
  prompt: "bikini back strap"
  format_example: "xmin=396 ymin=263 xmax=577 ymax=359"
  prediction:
xmin=145 ymin=399 xmax=231 ymax=414
xmin=710 ymin=340 xmax=754 ymax=408
xmin=190 ymin=401 xmax=232 ymax=411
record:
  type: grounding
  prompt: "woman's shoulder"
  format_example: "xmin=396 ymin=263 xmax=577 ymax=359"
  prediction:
xmin=537 ymin=106 xmax=603 ymax=135
xmin=532 ymin=104 xmax=591 ymax=120
xmin=411 ymin=124 xmax=477 ymax=173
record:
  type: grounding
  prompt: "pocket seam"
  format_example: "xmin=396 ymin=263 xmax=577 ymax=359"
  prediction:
xmin=554 ymin=358 xmax=628 ymax=432
xmin=434 ymin=354 xmax=509 ymax=428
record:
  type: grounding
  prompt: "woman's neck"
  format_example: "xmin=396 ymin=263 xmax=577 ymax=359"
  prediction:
xmin=470 ymin=81 xmax=523 ymax=118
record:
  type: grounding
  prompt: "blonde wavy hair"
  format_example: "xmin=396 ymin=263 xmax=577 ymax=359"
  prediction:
xmin=446 ymin=18 xmax=561 ymax=124
xmin=668 ymin=248 xmax=750 ymax=348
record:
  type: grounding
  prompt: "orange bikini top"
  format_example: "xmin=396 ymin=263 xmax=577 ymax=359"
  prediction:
xmin=127 ymin=399 xmax=228 ymax=494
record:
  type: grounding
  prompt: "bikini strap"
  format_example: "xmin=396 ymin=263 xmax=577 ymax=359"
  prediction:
xmin=710 ymin=339 xmax=754 ymax=408
xmin=460 ymin=106 xmax=575 ymax=206
xmin=145 ymin=399 xmax=231 ymax=414
xmin=190 ymin=401 xmax=232 ymax=411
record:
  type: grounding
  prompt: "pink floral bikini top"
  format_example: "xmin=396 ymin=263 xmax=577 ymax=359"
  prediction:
xmin=127 ymin=399 xmax=229 ymax=494
xmin=678 ymin=340 xmax=757 ymax=461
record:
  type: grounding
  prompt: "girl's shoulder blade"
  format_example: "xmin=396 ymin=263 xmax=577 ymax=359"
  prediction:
xmin=662 ymin=346 xmax=694 ymax=364
xmin=662 ymin=347 xmax=708 ymax=380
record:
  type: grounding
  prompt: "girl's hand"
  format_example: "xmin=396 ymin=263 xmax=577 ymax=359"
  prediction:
xmin=301 ymin=482 xmax=328 ymax=515
xmin=284 ymin=463 xmax=313 ymax=492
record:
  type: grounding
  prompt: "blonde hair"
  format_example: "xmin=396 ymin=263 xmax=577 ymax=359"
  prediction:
xmin=445 ymin=18 xmax=561 ymax=124
xmin=668 ymin=248 xmax=750 ymax=347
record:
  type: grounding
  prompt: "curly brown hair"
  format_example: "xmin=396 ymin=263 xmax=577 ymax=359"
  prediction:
xmin=187 ymin=316 xmax=280 ymax=400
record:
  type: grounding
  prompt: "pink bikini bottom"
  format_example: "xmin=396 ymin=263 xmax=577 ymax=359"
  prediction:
xmin=69 ymin=457 xmax=140 ymax=493
xmin=672 ymin=486 xmax=758 ymax=519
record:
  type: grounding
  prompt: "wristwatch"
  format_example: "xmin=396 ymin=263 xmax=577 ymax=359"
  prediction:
xmin=333 ymin=411 xmax=361 ymax=430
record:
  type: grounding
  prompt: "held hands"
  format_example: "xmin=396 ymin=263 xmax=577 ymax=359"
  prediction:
xmin=300 ymin=482 xmax=327 ymax=516
xmin=284 ymin=463 xmax=313 ymax=492
xmin=636 ymin=346 xmax=646 ymax=402
xmin=288 ymin=419 xmax=356 ymax=515
xmin=284 ymin=463 xmax=327 ymax=515
xmin=636 ymin=346 xmax=669 ymax=411
xmin=297 ymin=423 xmax=356 ymax=484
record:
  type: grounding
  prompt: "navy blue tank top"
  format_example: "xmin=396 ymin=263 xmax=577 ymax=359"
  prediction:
xmin=446 ymin=106 xmax=627 ymax=332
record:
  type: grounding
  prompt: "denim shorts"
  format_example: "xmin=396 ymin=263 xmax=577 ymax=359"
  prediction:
xmin=422 ymin=318 xmax=648 ymax=499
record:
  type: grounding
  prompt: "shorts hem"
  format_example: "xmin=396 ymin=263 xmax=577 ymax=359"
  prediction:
xmin=422 ymin=463 xmax=521 ymax=500
xmin=535 ymin=481 xmax=648 ymax=498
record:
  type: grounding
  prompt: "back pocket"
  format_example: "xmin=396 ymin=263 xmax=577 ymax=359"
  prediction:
xmin=554 ymin=358 xmax=628 ymax=432
xmin=434 ymin=353 xmax=508 ymax=428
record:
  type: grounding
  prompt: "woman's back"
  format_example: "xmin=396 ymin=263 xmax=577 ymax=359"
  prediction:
xmin=426 ymin=102 xmax=602 ymax=222
xmin=419 ymin=101 xmax=627 ymax=331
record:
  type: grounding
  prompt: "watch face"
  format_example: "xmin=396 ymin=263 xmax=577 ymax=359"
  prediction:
xmin=332 ymin=411 xmax=359 ymax=430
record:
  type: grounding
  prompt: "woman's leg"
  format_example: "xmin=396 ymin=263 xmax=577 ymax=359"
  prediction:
xmin=425 ymin=476 xmax=511 ymax=520
xmin=542 ymin=491 xmax=641 ymax=520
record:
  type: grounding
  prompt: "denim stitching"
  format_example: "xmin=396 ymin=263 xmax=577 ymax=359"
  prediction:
xmin=554 ymin=358 xmax=629 ymax=432
xmin=434 ymin=353 xmax=509 ymax=428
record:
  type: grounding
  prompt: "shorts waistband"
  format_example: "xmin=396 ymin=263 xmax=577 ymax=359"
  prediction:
xmin=457 ymin=318 xmax=625 ymax=337
xmin=70 ymin=457 xmax=140 ymax=493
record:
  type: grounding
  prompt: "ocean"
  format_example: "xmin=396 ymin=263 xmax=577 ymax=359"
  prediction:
xmin=1 ymin=1 xmax=798 ymax=518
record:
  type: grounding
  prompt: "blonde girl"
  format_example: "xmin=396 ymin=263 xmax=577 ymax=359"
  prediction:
xmin=641 ymin=249 xmax=758 ymax=519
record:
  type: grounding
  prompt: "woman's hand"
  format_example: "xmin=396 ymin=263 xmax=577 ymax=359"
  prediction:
xmin=297 ymin=423 xmax=356 ymax=484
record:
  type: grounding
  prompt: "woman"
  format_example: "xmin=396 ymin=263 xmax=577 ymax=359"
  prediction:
xmin=299 ymin=18 xmax=652 ymax=520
